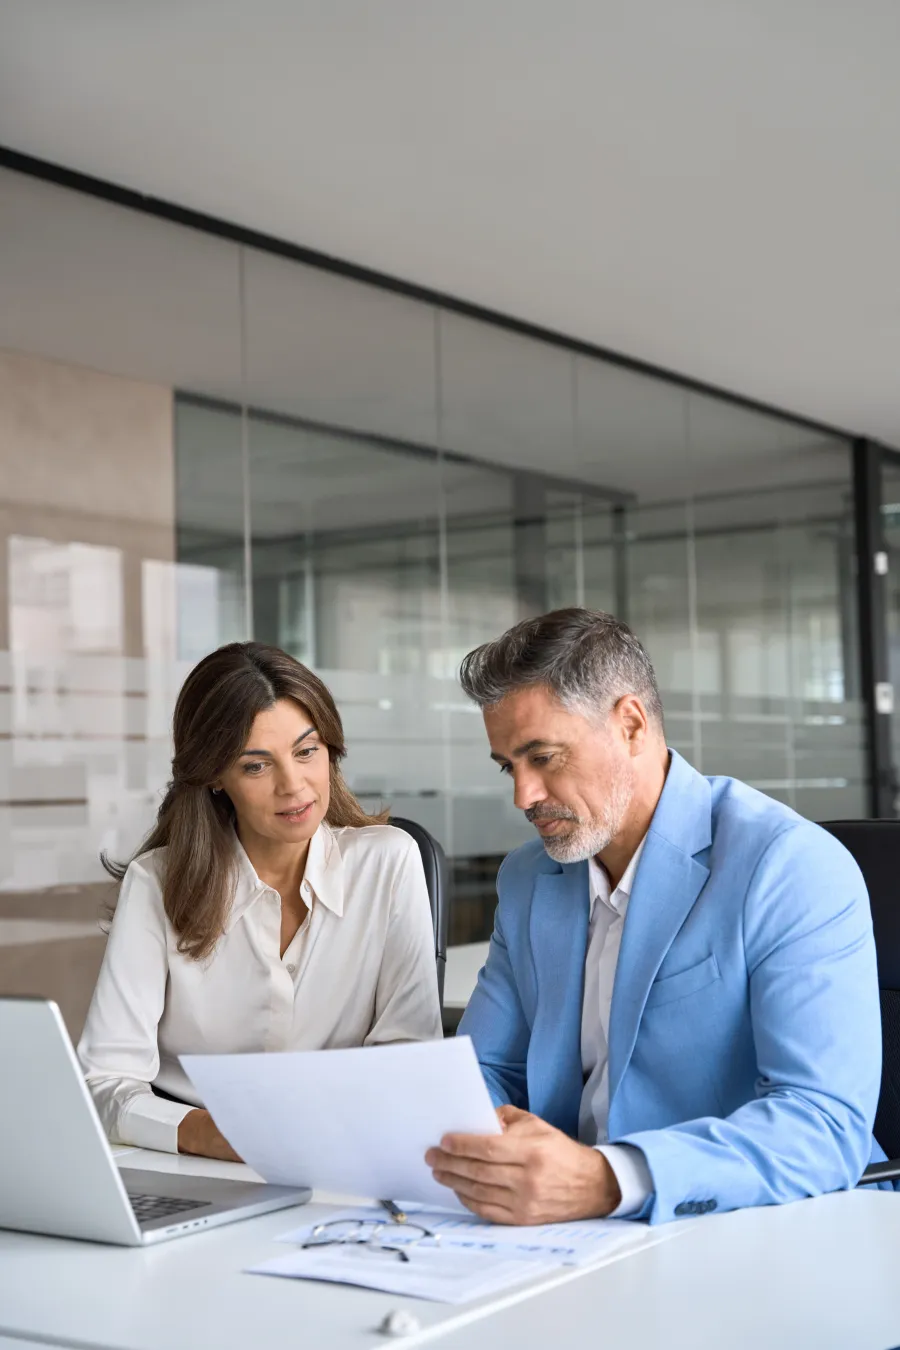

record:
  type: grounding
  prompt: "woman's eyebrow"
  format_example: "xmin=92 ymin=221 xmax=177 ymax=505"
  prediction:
xmin=238 ymin=728 xmax=316 ymax=758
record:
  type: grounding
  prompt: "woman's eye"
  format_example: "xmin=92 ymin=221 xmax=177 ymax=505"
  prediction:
xmin=242 ymin=761 xmax=267 ymax=775
xmin=296 ymin=745 xmax=318 ymax=760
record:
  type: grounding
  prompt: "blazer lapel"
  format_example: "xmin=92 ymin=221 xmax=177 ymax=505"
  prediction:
xmin=607 ymin=752 xmax=712 ymax=1113
xmin=528 ymin=865 xmax=590 ymax=1137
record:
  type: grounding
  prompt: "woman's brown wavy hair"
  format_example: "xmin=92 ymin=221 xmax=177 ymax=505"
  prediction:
xmin=104 ymin=642 xmax=386 ymax=959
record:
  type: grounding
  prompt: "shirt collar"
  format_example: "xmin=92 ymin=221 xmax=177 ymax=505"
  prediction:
xmin=226 ymin=821 xmax=345 ymax=930
xmin=588 ymin=833 xmax=648 ymax=916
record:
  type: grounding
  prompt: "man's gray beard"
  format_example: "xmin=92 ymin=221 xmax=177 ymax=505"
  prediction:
xmin=540 ymin=775 xmax=634 ymax=864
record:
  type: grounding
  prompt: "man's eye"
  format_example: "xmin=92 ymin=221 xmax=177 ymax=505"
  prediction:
xmin=497 ymin=763 xmax=512 ymax=776
xmin=531 ymin=754 xmax=553 ymax=767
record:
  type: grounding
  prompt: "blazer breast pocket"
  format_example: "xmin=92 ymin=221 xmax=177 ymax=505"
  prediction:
xmin=643 ymin=953 xmax=721 ymax=1009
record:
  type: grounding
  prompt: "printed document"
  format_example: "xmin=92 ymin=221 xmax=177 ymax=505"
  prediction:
xmin=180 ymin=1035 xmax=500 ymax=1209
xmin=277 ymin=1204 xmax=650 ymax=1265
xmin=250 ymin=1207 xmax=684 ymax=1304
xmin=249 ymin=1243 xmax=561 ymax=1305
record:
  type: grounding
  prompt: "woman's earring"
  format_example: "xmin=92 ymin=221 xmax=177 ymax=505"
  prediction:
xmin=211 ymin=787 xmax=222 ymax=795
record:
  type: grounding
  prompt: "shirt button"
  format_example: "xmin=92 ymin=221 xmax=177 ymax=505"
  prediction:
xmin=302 ymin=883 xmax=311 ymax=897
xmin=286 ymin=963 xmax=296 ymax=976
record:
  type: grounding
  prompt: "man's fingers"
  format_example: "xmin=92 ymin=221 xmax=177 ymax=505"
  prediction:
xmin=430 ymin=1157 xmax=522 ymax=1190
xmin=496 ymin=1104 xmax=533 ymax=1128
xmin=432 ymin=1131 xmax=519 ymax=1162
xmin=434 ymin=1173 xmax=517 ymax=1210
xmin=431 ymin=1110 xmax=540 ymax=1164
xmin=453 ymin=1187 xmax=525 ymax=1225
xmin=459 ymin=1201 xmax=517 ymax=1223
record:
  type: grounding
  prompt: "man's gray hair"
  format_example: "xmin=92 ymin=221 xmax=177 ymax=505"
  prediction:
xmin=458 ymin=607 xmax=664 ymax=728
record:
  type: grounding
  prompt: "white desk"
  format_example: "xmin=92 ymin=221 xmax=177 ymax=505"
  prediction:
xmin=443 ymin=942 xmax=488 ymax=1012
xmin=1 ymin=1151 xmax=900 ymax=1350
xmin=0 ymin=1149 xmax=631 ymax=1350
xmin=433 ymin=1189 xmax=900 ymax=1350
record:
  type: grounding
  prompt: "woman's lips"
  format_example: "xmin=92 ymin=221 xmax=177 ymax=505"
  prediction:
xmin=277 ymin=802 xmax=314 ymax=822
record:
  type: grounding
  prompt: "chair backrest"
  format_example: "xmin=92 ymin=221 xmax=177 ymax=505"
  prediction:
xmin=388 ymin=816 xmax=449 ymax=1008
xmin=819 ymin=820 xmax=900 ymax=1160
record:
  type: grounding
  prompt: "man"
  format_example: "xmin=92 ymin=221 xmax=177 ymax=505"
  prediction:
xmin=426 ymin=608 xmax=883 ymax=1225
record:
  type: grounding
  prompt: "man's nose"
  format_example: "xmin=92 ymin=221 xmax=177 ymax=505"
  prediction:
xmin=512 ymin=764 xmax=547 ymax=813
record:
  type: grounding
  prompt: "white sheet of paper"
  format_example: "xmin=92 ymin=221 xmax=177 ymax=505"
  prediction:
xmin=180 ymin=1036 xmax=500 ymax=1209
xmin=277 ymin=1205 xmax=650 ymax=1266
xmin=248 ymin=1243 xmax=559 ymax=1305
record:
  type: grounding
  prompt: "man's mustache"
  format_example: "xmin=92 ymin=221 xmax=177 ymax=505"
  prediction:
xmin=525 ymin=805 xmax=581 ymax=825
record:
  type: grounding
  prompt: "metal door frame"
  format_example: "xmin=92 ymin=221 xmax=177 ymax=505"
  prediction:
xmin=853 ymin=440 xmax=900 ymax=816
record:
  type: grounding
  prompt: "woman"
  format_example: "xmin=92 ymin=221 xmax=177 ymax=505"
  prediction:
xmin=78 ymin=642 xmax=443 ymax=1160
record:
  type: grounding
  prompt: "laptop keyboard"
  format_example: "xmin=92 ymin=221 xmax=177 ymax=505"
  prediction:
xmin=128 ymin=1192 xmax=209 ymax=1226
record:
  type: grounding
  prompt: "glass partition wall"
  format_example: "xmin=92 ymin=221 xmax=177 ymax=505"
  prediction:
xmin=177 ymin=298 xmax=868 ymax=943
xmin=0 ymin=161 xmax=870 ymax=1029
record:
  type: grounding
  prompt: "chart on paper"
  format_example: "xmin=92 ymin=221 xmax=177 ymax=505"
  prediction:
xmin=277 ymin=1205 xmax=652 ymax=1265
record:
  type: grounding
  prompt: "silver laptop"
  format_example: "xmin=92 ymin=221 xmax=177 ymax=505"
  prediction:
xmin=0 ymin=997 xmax=310 ymax=1245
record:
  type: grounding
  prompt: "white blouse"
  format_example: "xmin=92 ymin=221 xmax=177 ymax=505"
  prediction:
xmin=78 ymin=822 xmax=444 ymax=1153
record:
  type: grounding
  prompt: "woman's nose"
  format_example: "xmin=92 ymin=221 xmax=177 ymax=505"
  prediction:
xmin=275 ymin=759 xmax=307 ymax=795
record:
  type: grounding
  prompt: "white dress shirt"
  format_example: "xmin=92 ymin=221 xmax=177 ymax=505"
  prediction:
xmin=580 ymin=837 xmax=654 ymax=1216
xmin=78 ymin=822 xmax=443 ymax=1153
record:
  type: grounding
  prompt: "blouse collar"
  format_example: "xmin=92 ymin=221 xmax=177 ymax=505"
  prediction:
xmin=225 ymin=820 xmax=345 ymax=930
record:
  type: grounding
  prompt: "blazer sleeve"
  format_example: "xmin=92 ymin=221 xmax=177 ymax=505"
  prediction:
xmin=618 ymin=823 xmax=882 ymax=1224
xmin=457 ymin=856 xmax=531 ymax=1110
xmin=77 ymin=858 xmax=195 ymax=1153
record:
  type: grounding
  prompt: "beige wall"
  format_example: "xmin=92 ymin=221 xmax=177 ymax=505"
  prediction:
xmin=0 ymin=347 xmax=175 ymax=1038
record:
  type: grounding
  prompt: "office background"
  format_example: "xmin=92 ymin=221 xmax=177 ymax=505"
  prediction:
xmin=1 ymin=157 xmax=898 ymax=1034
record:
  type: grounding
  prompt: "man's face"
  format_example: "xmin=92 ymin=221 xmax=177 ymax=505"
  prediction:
xmin=484 ymin=685 xmax=639 ymax=863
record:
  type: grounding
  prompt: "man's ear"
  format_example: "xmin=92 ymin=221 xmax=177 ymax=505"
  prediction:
xmin=614 ymin=694 xmax=649 ymax=751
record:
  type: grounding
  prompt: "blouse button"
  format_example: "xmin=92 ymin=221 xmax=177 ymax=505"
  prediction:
xmin=286 ymin=963 xmax=297 ymax=976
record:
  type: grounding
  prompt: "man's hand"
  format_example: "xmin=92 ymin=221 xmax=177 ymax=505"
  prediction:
xmin=177 ymin=1108 xmax=242 ymax=1163
xmin=425 ymin=1105 xmax=621 ymax=1224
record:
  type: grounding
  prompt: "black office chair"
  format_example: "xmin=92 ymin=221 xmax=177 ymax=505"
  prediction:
xmin=820 ymin=819 xmax=900 ymax=1184
xmin=389 ymin=816 xmax=449 ymax=1009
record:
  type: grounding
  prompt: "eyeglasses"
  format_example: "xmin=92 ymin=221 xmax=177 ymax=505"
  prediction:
xmin=301 ymin=1218 xmax=440 ymax=1264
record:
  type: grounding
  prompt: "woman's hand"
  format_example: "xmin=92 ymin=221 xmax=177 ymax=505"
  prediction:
xmin=177 ymin=1108 xmax=243 ymax=1162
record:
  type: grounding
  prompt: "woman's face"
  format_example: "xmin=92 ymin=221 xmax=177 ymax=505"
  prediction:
xmin=216 ymin=698 xmax=331 ymax=850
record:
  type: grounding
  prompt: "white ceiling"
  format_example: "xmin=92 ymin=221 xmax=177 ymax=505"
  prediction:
xmin=2 ymin=0 xmax=899 ymax=449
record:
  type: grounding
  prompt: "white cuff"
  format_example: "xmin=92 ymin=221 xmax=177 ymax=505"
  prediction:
xmin=596 ymin=1143 xmax=653 ymax=1217
xmin=115 ymin=1094 xmax=196 ymax=1154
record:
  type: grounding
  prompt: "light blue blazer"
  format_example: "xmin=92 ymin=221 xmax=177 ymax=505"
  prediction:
xmin=459 ymin=750 xmax=884 ymax=1224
